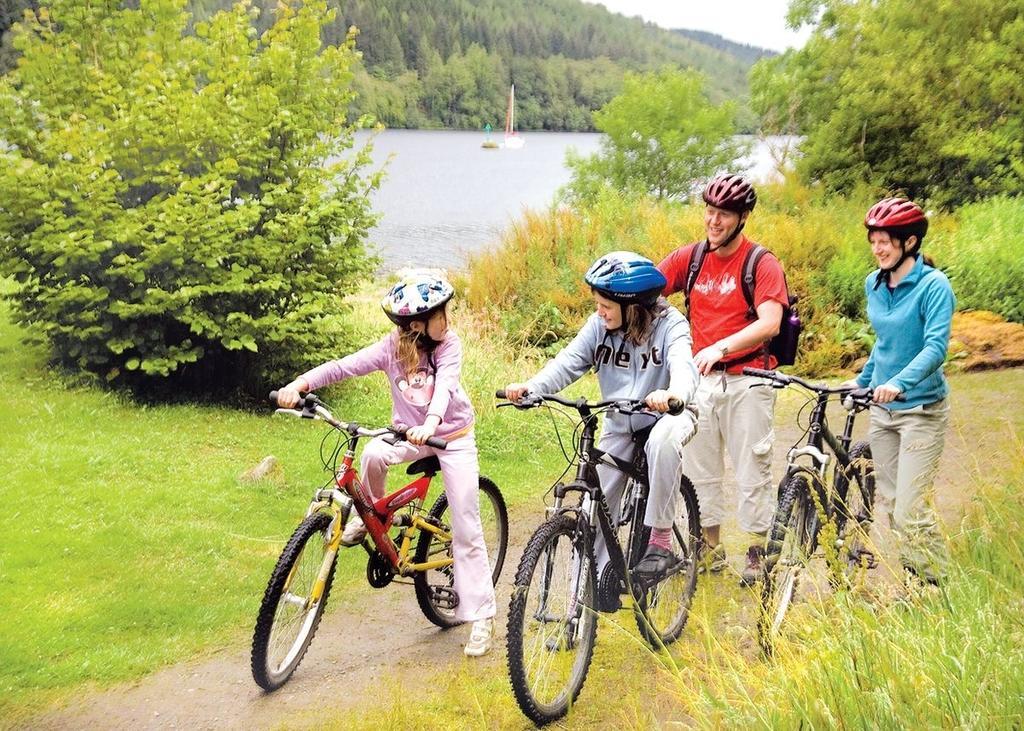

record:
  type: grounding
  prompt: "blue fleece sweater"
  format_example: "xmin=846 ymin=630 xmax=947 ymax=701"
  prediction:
xmin=855 ymin=256 xmax=956 ymax=410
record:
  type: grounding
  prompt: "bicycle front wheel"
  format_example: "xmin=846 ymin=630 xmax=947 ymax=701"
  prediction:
xmin=632 ymin=474 xmax=702 ymax=648
xmin=835 ymin=440 xmax=876 ymax=577
xmin=251 ymin=512 xmax=338 ymax=691
xmin=414 ymin=476 xmax=509 ymax=628
xmin=506 ymin=514 xmax=597 ymax=726
xmin=759 ymin=474 xmax=814 ymax=656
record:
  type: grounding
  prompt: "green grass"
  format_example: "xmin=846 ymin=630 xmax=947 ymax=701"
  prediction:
xmin=0 ymin=287 xmax=569 ymax=718
xmin=4 ymin=272 xmax=1024 ymax=727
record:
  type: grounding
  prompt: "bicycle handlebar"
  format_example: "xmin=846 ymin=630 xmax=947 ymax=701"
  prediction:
xmin=269 ymin=391 xmax=447 ymax=449
xmin=495 ymin=390 xmax=684 ymax=417
xmin=740 ymin=368 xmax=903 ymax=407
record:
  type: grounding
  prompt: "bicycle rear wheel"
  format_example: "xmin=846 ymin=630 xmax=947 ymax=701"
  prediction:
xmin=251 ymin=512 xmax=337 ymax=691
xmin=632 ymin=475 xmax=702 ymax=648
xmin=507 ymin=514 xmax=597 ymax=726
xmin=414 ymin=476 xmax=509 ymax=628
xmin=759 ymin=474 xmax=815 ymax=656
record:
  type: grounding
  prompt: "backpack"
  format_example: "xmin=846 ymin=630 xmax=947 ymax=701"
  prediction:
xmin=683 ymin=241 xmax=802 ymax=367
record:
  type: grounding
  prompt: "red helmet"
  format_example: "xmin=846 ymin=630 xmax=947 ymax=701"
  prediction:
xmin=864 ymin=197 xmax=927 ymax=230
xmin=702 ymin=174 xmax=757 ymax=213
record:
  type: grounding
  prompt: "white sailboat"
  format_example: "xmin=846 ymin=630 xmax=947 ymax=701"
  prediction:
xmin=502 ymin=84 xmax=525 ymax=149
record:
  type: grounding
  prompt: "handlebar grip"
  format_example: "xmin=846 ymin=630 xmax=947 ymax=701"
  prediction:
xmin=742 ymin=367 xmax=776 ymax=379
xmin=426 ymin=436 xmax=448 ymax=450
xmin=666 ymin=398 xmax=684 ymax=416
xmin=495 ymin=389 xmax=507 ymax=399
xmin=269 ymin=390 xmax=314 ymax=408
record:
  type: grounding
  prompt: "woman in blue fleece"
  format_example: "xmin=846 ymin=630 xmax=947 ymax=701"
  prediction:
xmin=853 ymin=197 xmax=955 ymax=585
xmin=504 ymin=251 xmax=699 ymax=580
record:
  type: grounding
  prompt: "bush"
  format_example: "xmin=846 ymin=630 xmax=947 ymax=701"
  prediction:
xmin=933 ymin=196 xmax=1024 ymax=324
xmin=0 ymin=0 xmax=381 ymax=397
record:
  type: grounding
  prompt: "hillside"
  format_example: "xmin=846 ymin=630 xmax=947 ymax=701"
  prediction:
xmin=1 ymin=0 xmax=770 ymax=131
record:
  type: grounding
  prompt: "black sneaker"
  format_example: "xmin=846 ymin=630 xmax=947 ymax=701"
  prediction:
xmin=740 ymin=545 xmax=765 ymax=587
xmin=633 ymin=545 xmax=681 ymax=580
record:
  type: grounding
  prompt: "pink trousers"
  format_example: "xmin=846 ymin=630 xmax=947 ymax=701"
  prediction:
xmin=360 ymin=432 xmax=496 ymax=622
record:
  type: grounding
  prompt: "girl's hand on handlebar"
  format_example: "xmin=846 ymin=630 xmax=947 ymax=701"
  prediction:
xmin=406 ymin=417 xmax=440 ymax=446
xmin=503 ymin=382 xmax=530 ymax=402
xmin=276 ymin=379 xmax=309 ymax=408
xmin=644 ymin=389 xmax=681 ymax=414
xmin=873 ymin=383 xmax=903 ymax=404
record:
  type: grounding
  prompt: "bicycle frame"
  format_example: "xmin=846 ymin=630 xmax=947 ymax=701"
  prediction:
xmin=537 ymin=399 xmax=665 ymax=595
xmin=287 ymin=409 xmax=455 ymax=607
xmin=785 ymin=389 xmax=862 ymax=505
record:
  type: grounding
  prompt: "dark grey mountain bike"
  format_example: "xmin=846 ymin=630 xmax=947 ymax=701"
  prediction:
xmin=743 ymin=367 xmax=879 ymax=656
xmin=496 ymin=391 xmax=701 ymax=726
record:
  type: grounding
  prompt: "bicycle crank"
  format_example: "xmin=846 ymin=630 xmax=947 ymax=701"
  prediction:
xmin=366 ymin=551 xmax=395 ymax=588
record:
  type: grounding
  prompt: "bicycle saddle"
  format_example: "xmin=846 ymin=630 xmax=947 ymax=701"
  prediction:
xmin=406 ymin=455 xmax=441 ymax=476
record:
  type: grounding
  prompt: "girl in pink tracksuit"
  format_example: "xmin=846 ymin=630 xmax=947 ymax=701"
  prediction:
xmin=275 ymin=274 xmax=496 ymax=656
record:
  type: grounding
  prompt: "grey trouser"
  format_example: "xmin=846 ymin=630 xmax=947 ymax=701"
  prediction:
xmin=593 ymin=410 xmax=697 ymax=570
xmin=869 ymin=398 xmax=951 ymax=582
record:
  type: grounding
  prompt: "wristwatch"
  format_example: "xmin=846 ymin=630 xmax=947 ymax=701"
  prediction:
xmin=717 ymin=342 xmax=730 ymax=357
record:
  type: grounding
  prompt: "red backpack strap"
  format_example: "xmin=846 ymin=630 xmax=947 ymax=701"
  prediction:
xmin=683 ymin=240 xmax=709 ymax=313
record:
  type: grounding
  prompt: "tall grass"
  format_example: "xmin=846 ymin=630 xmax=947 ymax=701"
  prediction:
xmin=673 ymin=439 xmax=1024 ymax=728
xmin=930 ymin=195 xmax=1024 ymax=324
xmin=463 ymin=181 xmax=1023 ymax=375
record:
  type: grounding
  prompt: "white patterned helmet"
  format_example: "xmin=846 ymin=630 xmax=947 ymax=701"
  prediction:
xmin=381 ymin=274 xmax=455 ymax=326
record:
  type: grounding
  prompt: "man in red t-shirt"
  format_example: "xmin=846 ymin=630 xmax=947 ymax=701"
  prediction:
xmin=658 ymin=174 xmax=788 ymax=586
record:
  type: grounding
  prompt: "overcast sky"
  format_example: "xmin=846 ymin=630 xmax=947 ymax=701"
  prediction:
xmin=582 ymin=0 xmax=813 ymax=53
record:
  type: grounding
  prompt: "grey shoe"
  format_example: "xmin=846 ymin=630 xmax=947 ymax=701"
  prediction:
xmin=740 ymin=545 xmax=765 ymax=587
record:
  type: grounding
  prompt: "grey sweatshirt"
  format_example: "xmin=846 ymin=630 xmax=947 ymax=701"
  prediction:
xmin=526 ymin=306 xmax=698 ymax=435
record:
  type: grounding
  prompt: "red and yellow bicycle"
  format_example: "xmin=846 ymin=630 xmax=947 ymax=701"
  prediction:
xmin=251 ymin=392 xmax=508 ymax=691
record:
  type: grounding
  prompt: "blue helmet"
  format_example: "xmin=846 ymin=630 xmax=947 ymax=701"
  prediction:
xmin=584 ymin=251 xmax=667 ymax=306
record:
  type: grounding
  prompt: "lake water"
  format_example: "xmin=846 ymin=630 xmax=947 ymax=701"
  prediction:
xmin=349 ymin=130 xmax=797 ymax=272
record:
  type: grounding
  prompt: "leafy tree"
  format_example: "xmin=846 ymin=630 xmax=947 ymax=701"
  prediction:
xmin=0 ymin=0 xmax=381 ymax=397
xmin=752 ymin=0 xmax=1024 ymax=207
xmin=562 ymin=68 xmax=746 ymax=203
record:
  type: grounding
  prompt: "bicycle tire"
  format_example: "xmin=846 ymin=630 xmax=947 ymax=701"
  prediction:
xmin=507 ymin=513 xmax=597 ymax=726
xmin=834 ymin=440 xmax=876 ymax=579
xmin=251 ymin=512 xmax=337 ymax=691
xmin=758 ymin=474 xmax=814 ymax=656
xmin=413 ymin=476 xmax=509 ymax=628
xmin=632 ymin=474 xmax=702 ymax=648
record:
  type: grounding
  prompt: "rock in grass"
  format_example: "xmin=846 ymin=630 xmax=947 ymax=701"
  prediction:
xmin=240 ymin=455 xmax=284 ymax=486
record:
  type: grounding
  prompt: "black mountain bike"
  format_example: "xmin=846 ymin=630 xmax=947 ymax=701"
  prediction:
xmin=496 ymin=391 xmax=702 ymax=726
xmin=743 ymin=367 xmax=878 ymax=656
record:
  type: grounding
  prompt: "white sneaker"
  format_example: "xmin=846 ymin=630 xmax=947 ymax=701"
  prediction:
xmin=463 ymin=618 xmax=494 ymax=657
xmin=341 ymin=514 xmax=367 ymax=546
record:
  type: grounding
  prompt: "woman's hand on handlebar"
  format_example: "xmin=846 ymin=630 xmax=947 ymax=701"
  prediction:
xmin=275 ymin=379 xmax=309 ymax=408
xmin=644 ymin=389 xmax=683 ymax=414
xmin=872 ymin=383 xmax=903 ymax=404
xmin=503 ymin=382 xmax=530 ymax=403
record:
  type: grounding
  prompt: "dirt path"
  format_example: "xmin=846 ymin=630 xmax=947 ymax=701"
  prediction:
xmin=28 ymin=373 xmax=1008 ymax=730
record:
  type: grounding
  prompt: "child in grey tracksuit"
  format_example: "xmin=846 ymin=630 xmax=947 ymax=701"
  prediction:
xmin=506 ymin=248 xmax=699 ymax=580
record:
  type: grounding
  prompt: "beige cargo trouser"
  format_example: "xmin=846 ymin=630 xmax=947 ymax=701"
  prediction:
xmin=683 ymin=373 xmax=777 ymax=535
xmin=869 ymin=398 xmax=951 ymax=582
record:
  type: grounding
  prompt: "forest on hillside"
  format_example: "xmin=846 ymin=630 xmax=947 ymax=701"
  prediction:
xmin=0 ymin=0 xmax=768 ymax=130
